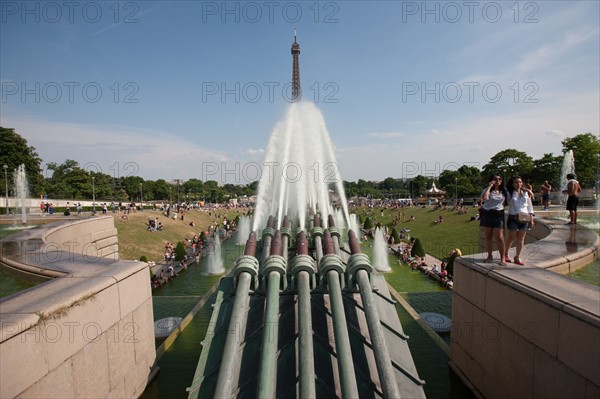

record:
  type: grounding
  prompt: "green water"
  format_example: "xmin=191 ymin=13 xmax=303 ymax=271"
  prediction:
xmin=379 ymin=248 xmax=469 ymax=397
xmin=142 ymin=304 xmax=215 ymax=399
xmin=141 ymin=238 xmax=463 ymax=398
xmin=568 ymin=215 xmax=600 ymax=286
xmin=141 ymin=240 xmax=244 ymax=399
xmin=361 ymin=242 xmax=447 ymax=294
xmin=569 ymin=259 xmax=600 ymax=286
xmin=145 ymin=228 xmax=600 ymax=398
xmin=395 ymin=299 xmax=474 ymax=399
xmin=0 ymin=267 xmax=40 ymax=299
xmin=0 ymin=225 xmax=42 ymax=298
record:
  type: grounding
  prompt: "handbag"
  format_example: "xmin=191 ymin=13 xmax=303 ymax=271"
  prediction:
xmin=517 ymin=213 xmax=531 ymax=223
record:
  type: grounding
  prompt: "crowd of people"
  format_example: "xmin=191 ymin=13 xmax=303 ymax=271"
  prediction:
xmin=147 ymin=206 xmax=248 ymax=289
xmin=144 ymin=173 xmax=584 ymax=291
xmin=389 ymin=243 xmax=456 ymax=289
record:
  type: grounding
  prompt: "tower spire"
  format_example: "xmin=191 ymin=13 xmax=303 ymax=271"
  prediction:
xmin=291 ymin=30 xmax=301 ymax=102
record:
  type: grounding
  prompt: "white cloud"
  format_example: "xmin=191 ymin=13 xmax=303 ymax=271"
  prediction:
xmin=367 ymin=131 xmax=405 ymax=139
xmin=245 ymin=148 xmax=265 ymax=155
xmin=334 ymin=91 xmax=599 ymax=181
xmin=1 ymin=115 xmax=232 ymax=181
xmin=517 ymin=30 xmax=597 ymax=73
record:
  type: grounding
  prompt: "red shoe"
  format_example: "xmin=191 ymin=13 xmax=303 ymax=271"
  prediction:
xmin=504 ymin=257 xmax=512 ymax=263
xmin=514 ymin=260 xmax=525 ymax=266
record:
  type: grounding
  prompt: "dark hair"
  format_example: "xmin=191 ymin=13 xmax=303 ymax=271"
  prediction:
xmin=489 ymin=174 xmax=508 ymax=205
xmin=506 ymin=176 xmax=523 ymax=196
xmin=488 ymin=173 xmax=504 ymax=185
xmin=566 ymin=173 xmax=575 ymax=180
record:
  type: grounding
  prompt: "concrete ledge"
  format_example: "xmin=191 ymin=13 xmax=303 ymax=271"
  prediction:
xmin=452 ymin=218 xmax=599 ymax=399
xmin=0 ymin=216 xmax=156 ymax=399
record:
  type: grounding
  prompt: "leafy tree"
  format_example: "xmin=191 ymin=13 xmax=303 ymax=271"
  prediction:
xmin=390 ymin=228 xmax=400 ymax=244
xmin=356 ymin=213 xmax=363 ymax=224
xmin=113 ymin=188 xmax=129 ymax=201
xmin=247 ymin=180 xmax=259 ymax=192
xmin=482 ymin=149 xmax=533 ymax=182
xmin=344 ymin=180 xmax=358 ymax=197
xmin=379 ymin=177 xmax=404 ymax=195
xmin=439 ymin=165 xmax=483 ymax=197
xmin=46 ymin=160 xmax=92 ymax=199
xmin=203 ymin=180 xmax=224 ymax=203
xmin=0 ymin=127 xmax=45 ymax=196
xmin=183 ymin=178 xmax=204 ymax=199
xmin=457 ymin=165 xmax=484 ymax=196
xmin=363 ymin=216 xmax=373 ymax=230
xmin=411 ymin=238 xmax=425 ymax=258
xmin=561 ymin=133 xmax=600 ymax=188
xmin=119 ymin=176 xmax=144 ymax=201
xmin=411 ymin=175 xmax=431 ymax=196
xmin=156 ymin=179 xmax=173 ymax=201
xmin=174 ymin=241 xmax=186 ymax=261
xmin=438 ymin=170 xmax=459 ymax=194
xmin=240 ymin=183 xmax=256 ymax=197
xmin=91 ymin=172 xmax=115 ymax=200
xmin=530 ymin=153 xmax=563 ymax=189
xmin=45 ymin=160 xmax=121 ymax=201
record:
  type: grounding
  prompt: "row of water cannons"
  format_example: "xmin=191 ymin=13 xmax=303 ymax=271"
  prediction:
xmin=214 ymin=213 xmax=402 ymax=398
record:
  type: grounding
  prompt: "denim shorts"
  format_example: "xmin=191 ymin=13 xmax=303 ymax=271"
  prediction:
xmin=507 ymin=214 xmax=529 ymax=231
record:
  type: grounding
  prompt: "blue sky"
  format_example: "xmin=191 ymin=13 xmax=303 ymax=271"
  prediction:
xmin=1 ymin=1 xmax=599 ymax=184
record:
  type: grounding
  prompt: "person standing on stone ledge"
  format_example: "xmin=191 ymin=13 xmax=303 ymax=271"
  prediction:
xmin=562 ymin=173 xmax=581 ymax=225
xmin=504 ymin=176 xmax=535 ymax=266
xmin=480 ymin=174 xmax=508 ymax=266
xmin=540 ymin=180 xmax=552 ymax=210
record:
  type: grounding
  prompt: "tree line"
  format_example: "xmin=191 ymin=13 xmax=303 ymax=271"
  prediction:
xmin=1 ymin=126 xmax=598 ymax=204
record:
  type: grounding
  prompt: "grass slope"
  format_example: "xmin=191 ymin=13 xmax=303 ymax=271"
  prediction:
xmin=352 ymin=206 xmax=480 ymax=259
xmin=112 ymin=206 xmax=480 ymax=262
xmin=112 ymin=209 xmax=248 ymax=262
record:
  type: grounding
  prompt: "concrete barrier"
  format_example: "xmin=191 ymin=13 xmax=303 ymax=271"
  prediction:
xmin=0 ymin=216 xmax=156 ymax=398
xmin=452 ymin=218 xmax=599 ymax=398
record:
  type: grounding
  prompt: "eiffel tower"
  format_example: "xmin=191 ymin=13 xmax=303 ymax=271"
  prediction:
xmin=291 ymin=30 xmax=301 ymax=101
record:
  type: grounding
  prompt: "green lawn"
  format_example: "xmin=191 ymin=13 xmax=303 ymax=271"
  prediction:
xmin=351 ymin=205 xmax=480 ymax=259
xmin=112 ymin=206 xmax=481 ymax=262
xmin=113 ymin=209 xmax=248 ymax=262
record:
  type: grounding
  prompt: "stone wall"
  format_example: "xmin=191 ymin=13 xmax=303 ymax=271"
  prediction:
xmin=44 ymin=216 xmax=119 ymax=259
xmin=0 ymin=217 xmax=156 ymax=398
xmin=452 ymin=219 xmax=599 ymax=399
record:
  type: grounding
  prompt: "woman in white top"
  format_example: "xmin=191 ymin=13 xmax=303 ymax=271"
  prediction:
xmin=480 ymin=174 xmax=507 ymax=265
xmin=504 ymin=176 xmax=535 ymax=266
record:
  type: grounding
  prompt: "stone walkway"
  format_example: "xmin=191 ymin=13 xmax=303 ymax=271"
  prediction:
xmin=467 ymin=216 xmax=598 ymax=272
